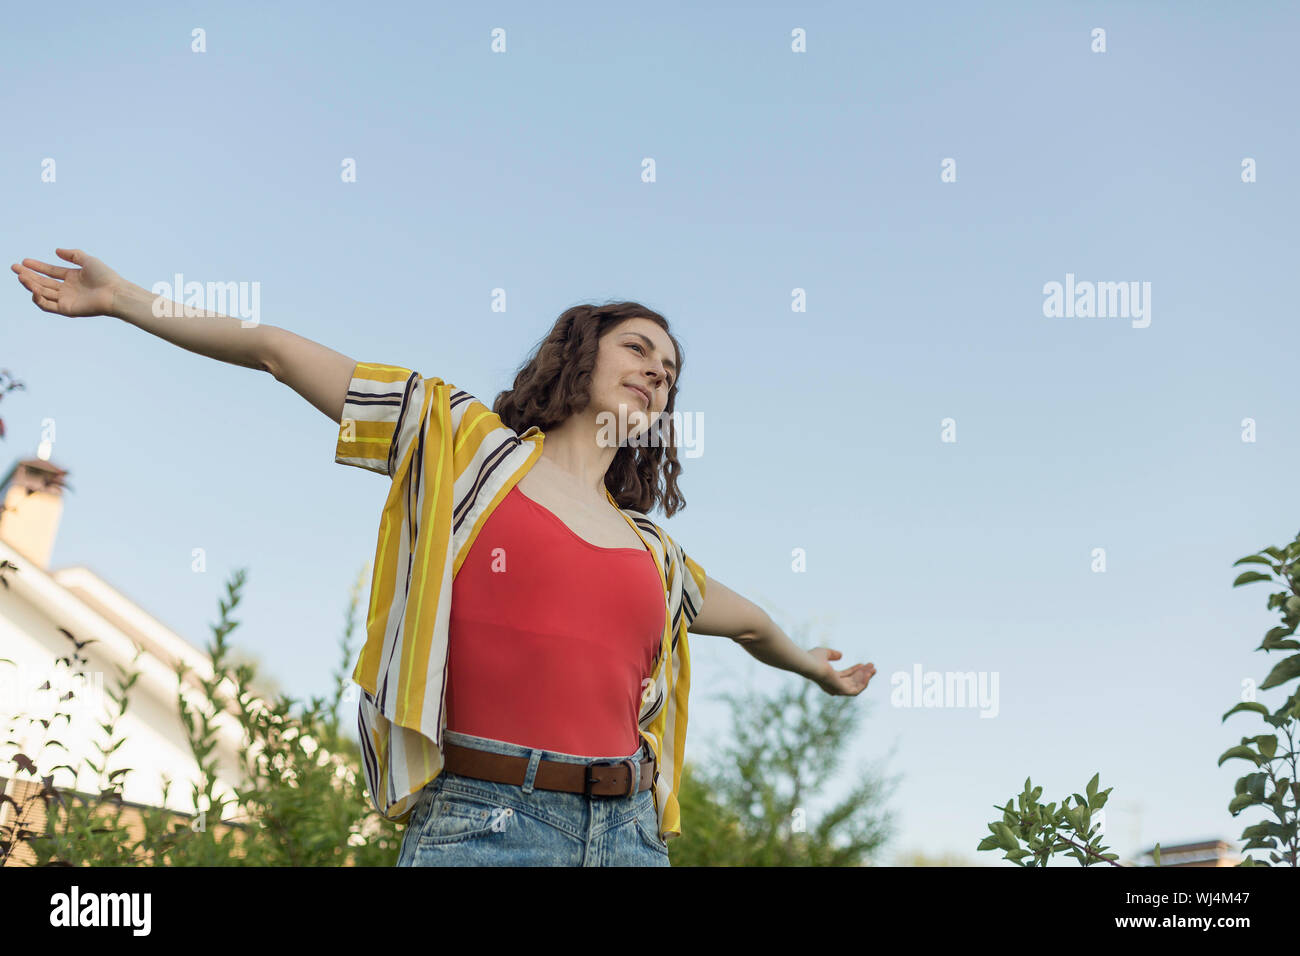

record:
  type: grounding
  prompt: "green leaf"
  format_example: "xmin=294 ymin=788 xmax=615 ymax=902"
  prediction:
xmin=1261 ymin=623 xmax=1300 ymax=650
xmin=1228 ymin=793 xmax=1258 ymax=814
xmin=1222 ymin=701 xmax=1271 ymax=721
xmin=1152 ymin=843 xmax=1161 ymax=866
xmin=1247 ymin=772 xmax=1268 ymax=800
xmin=1240 ymin=822 xmax=1273 ymax=839
xmin=1263 ymin=547 xmax=1286 ymax=560
xmin=1263 ymin=639 xmax=1300 ymax=652
xmin=1233 ymin=571 xmax=1274 ymax=587
xmin=1260 ymin=654 xmax=1300 ymax=691
xmin=1256 ymin=735 xmax=1278 ymax=759
xmin=1217 ymin=745 xmax=1260 ymax=767
xmin=1233 ymin=555 xmax=1274 ymax=567
xmin=992 ymin=822 xmax=1019 ymax=852
xmin=1086 ymin=772 xmax=1099 ymax=807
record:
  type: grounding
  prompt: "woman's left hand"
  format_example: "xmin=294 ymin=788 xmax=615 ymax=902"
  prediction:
xmin=807 ymin=647 xmax=875 ymax=696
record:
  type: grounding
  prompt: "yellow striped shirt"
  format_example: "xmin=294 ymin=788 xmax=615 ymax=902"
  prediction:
xmin=335 ymin=362 xmax=706 ymax=845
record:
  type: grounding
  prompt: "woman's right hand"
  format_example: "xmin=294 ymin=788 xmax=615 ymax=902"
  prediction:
xmin=11 ymin=248 xmax=124 ymax=318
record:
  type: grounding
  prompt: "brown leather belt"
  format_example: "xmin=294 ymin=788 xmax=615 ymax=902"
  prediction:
xmin=441 ymin=741 xmax=654 ymax=797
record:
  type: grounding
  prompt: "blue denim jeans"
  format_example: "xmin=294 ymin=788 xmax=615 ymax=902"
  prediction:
xmin=395 ymin=729 xmax=671 ymax=867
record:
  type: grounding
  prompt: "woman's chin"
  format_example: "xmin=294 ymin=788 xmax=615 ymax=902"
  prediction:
xmin=607 ymin=401 xmax=653 ymax=431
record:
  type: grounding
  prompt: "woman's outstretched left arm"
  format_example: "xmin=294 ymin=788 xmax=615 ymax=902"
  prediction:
xmin=687 ymin=574 xmax=875 ymax=696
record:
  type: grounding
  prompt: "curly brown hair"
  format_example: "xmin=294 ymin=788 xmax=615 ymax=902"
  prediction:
xmin=492 ymin=301 xmax=689 ymax=518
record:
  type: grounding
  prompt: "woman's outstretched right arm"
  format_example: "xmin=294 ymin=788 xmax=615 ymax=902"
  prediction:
xmin=12 ymin=247 xmax=357 ymax=424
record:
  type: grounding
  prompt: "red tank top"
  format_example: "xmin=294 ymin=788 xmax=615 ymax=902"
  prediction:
xmin=444 ymin=483 xmax=666 ymax=756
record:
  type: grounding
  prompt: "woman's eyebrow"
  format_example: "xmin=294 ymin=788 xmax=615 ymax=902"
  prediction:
xmin=624 ymin=332 xmax=678 ymax=376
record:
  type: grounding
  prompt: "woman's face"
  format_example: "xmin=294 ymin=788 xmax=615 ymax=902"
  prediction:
xmin=591 ymin=318 xmax=677 ymax=439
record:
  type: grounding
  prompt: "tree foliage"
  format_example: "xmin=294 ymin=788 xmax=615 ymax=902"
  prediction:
xmin=1 ymin=565 xmax=399 ymax=866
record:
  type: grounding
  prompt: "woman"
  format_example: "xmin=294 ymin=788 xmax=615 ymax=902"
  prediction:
xmin=11 ymin=248 xmax=876 ymax=866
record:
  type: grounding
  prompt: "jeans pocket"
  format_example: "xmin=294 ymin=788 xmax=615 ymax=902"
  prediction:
xmin=418 ymin=787 xmax=513 ymax=848
xmin=633 ymin=792 xmax=670 ymax=857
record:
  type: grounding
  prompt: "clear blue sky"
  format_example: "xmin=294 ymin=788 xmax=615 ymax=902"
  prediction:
xmin=5 ymin=1 xmax=1298 ymax=865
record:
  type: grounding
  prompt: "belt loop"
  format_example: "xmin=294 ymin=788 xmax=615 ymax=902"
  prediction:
xmin=521 ymin=749 xmax=542 ymax=794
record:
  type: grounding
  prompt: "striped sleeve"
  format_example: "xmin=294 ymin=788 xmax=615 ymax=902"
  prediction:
xmin=679 ymin=547 xmax=707 ymax=630
xmin=334 ymin=362 xmax=426 ymax=479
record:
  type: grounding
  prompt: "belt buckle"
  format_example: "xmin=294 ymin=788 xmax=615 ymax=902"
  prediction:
xmin=583 ymin=757 xmax=639 ymax=799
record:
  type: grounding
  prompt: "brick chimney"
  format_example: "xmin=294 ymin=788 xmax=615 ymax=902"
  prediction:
xmin=0 ymin=456 xmax=70 ymax=570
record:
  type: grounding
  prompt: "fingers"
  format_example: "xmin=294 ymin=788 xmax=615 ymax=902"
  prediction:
xmin=13 ymin=265 xmax=60 ymax=297
xmin=28 ymin=285 xmax=58 ymax=311
xmin=839 ymin=663 xmax=876 ymax=690
xmin=14 ymin=257 xmax=70 ymax=280
xmin=11 ymin=263 xmax=63 ymax=313
xmin=28 ymin=281 xmax=59 ymax=310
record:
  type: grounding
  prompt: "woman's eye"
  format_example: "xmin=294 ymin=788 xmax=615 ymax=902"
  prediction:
xmin=628 ymin=342 xmax=673 ymax=387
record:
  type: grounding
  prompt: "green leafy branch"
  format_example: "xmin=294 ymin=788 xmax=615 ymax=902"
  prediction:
xmin=977 ymin=773 xmax=1151 ymax=867
xmin=1222 ymin=537 xmax=1300 ymax=866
